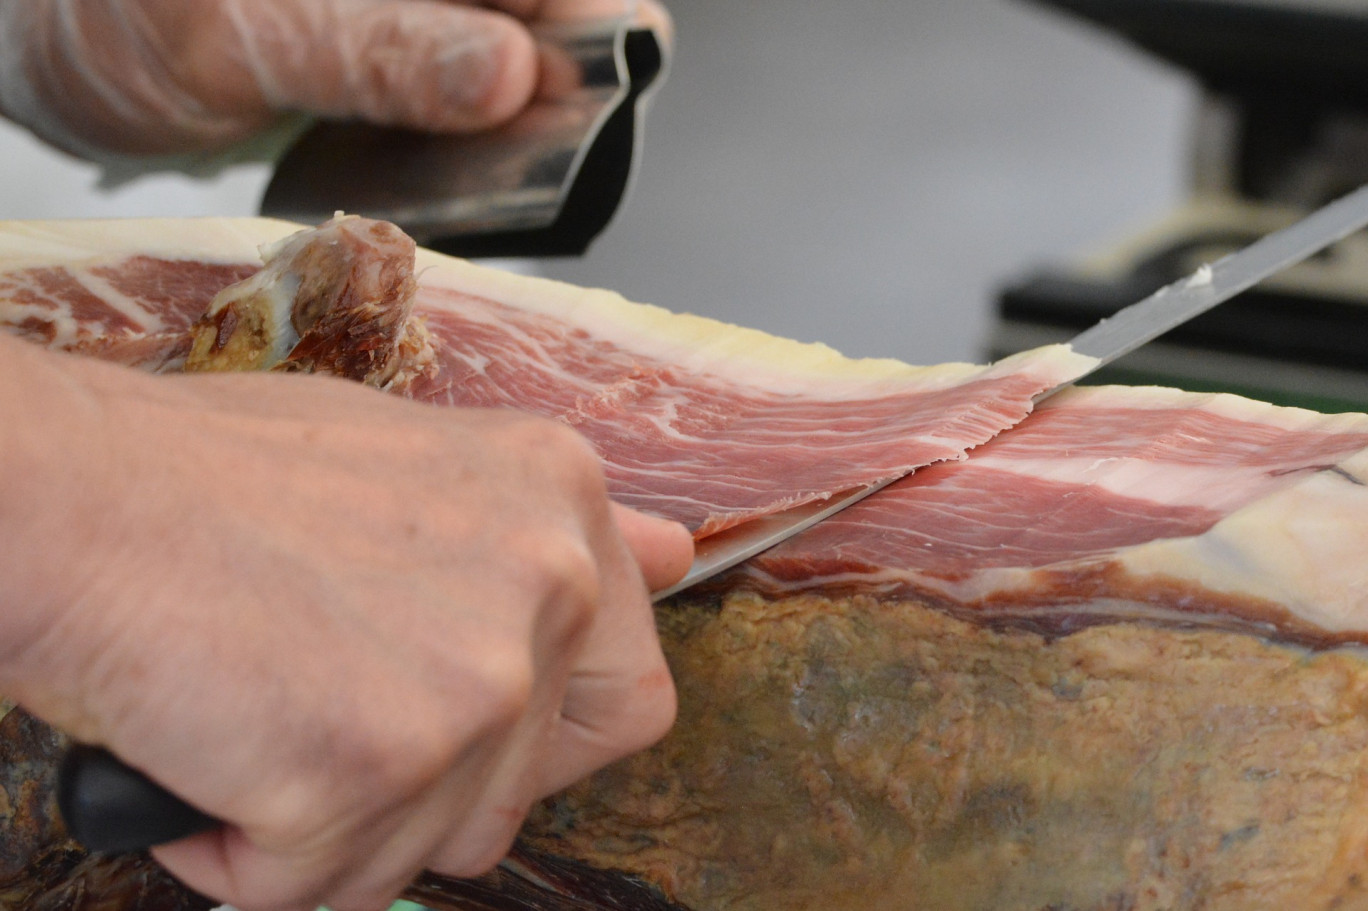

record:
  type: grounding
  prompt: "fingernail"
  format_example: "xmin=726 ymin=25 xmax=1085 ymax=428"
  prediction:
xmin=431 ymin=22 xmax=536 ymax=129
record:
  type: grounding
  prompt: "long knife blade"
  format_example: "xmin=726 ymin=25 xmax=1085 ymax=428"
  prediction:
xmin=656 ymin=183 xmax=1368 ymax=601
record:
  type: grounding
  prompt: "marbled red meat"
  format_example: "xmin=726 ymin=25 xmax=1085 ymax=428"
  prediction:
xmin=0 ymin=255 xmax=256 ymax=369
xmin=0 ymin=217 xmax=1093 ymax=536
xmin=727 ymin=384 xmax=1368 ymax=641
xmin=408 ymin=288 xmax=1080 ymax=532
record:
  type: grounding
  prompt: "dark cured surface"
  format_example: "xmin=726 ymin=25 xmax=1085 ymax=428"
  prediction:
xmin=0 ymin=706 xmax=213 ymax=911
xmin=407 ymin=848 xmax=690 ymax=911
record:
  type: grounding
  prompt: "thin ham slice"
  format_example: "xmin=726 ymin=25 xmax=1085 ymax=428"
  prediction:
xmin=0 ymin=217 xmax=1093 ymax=536
xmin=729 ymin=383 xmax=1368 ymax=642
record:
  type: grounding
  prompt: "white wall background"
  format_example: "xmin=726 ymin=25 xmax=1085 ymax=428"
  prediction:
xmin=0 ymin=0 xmax=1198 ymax=365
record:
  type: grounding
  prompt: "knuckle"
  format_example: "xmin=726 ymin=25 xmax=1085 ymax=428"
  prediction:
xmin=431 ymin=811 xmax=527 ymax=879
xmin=470 ymin=646 xmax=535 ymax=733
xmin=376 ymin=721 xmax=464 ymax=799
xmin=499 ymin=523 xmax=603 ymax=632
xmin=500 ymin=418 xmax=611 ymax=516
xmin=542 ymin=535 xmax=602 ymax=618
xmin=521 ymin=418 xmax=603 ymax=483
xmin=374 ymin=685 xmax=527 ymax=799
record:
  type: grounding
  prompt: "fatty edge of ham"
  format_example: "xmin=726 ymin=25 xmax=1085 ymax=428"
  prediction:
xmin=0 ymin=216 xmax=1096 ymax=395
xmin=1125 ymin=447 xmax=1368 ymax=635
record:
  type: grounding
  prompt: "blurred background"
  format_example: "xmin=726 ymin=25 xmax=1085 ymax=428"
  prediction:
xmin=0 ymin=0 xmax=1195 ymax=365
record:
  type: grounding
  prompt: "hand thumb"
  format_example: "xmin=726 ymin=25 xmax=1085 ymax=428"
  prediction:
xmin=610 ymin=503 xmax=694 ymax=593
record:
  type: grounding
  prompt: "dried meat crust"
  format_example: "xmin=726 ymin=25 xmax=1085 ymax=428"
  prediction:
xmin=515 ymin=592 xmax=1368 ymax=911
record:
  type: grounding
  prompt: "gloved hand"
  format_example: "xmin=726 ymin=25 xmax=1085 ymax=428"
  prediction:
xmin=0 ymin=0 xmax=662 ymax=167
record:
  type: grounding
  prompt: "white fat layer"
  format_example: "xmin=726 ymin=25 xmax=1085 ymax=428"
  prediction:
xmin=0 ymin=263 xmax=169 ymax=348
xmin=1041 ymin=383 xmax=1368 ymax=428
xmin=75 ymin=267 xmax=168 ymax=334
xmin=0 ymin=217 xmax=1098 ymax=397
xmin=1119 ymin=457 xmax=1368 ymax=634
xmin=965 ymin=455 xmax=1347 ymax=512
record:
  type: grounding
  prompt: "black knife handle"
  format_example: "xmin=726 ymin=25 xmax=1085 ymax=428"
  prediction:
xmin=58 ymin=744 xmax=221 ymax=853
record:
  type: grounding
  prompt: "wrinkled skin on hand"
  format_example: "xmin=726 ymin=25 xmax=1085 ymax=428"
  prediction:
xmin=0 ymin=0 xmax=671 ymax=160
xmin=0 ymin=332 xmax=692 ymax=911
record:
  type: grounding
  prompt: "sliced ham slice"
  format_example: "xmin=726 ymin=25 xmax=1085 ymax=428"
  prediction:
xmin=727 ymin=383 xmax=1368 ymax=641
xmin=0 ymin=217 xmax=1093 ymax=536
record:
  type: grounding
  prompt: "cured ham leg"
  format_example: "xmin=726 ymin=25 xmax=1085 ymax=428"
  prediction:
xmin=521 ymin=592 xmax=1368 ymax=911
xmin=5 ymin=216 xmax=1368 ymax=910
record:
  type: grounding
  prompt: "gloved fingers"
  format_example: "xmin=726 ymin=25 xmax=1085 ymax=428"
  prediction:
xmin=0 ymin=0 xmax=544 ymax=161
xmin=228 ymin=0 xmax=540 ymax=135
xmin=1 ymin=0 xmax=671 ymax=163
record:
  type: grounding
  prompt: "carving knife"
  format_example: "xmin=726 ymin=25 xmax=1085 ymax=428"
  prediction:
xmin=57 ymin=183 xmax=1368 ymax=859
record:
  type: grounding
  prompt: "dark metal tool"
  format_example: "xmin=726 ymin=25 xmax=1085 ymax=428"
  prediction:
xmin=58 ymin=183 xmax=1368 ymax=856
xmin=259 ymin=15 xmax=665 ymax=257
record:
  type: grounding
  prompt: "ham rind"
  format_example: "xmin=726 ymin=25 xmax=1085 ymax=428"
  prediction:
xmin=0 ymin=217 xmax=1094 ymax=536
xmin=728 ymin=384 xmax=1368 ymax=641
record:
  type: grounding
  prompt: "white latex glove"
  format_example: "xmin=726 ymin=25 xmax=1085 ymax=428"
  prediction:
xmin=0 ymin=0 xmax=550 ymax=166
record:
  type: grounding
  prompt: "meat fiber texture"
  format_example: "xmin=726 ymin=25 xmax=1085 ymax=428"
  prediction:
xmin=730 ymin=383 xmax=1368 ymax=645
xmin=0 ymin=216 xmax=1094 ymax=537
xmin=3 ymin=217 xmax=1368 ymax=911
